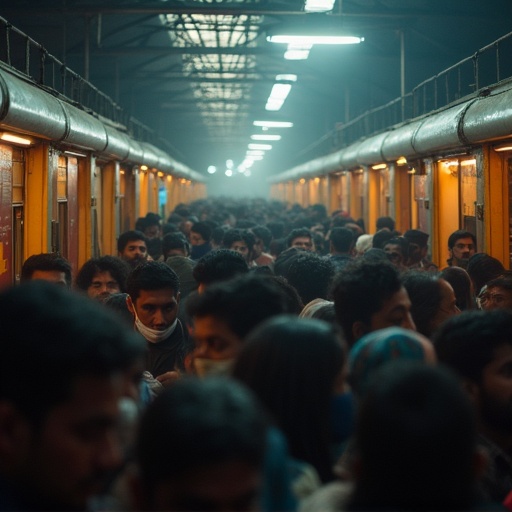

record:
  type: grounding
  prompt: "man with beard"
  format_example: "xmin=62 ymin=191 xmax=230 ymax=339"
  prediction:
xmin=118 ymin=230 xmax=149 ymax=268
xmin=75 ymin=255 xmax=130 ymax=301
xmin=446 ymin=229 xmax=476 ymax=268
xmin=434 ymin=309 xmax=512 ymax=502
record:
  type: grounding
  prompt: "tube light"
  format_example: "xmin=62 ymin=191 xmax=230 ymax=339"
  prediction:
xmin=275 ymin=74 xmax=297 ymax=82
xmin=285 ymin=44 xmax=311 ymax=60
xmin=247 ymin=150 xmax=265 ymax=156
xmin=268 ymin=35 xmax=364 ymax=45
xmin=269 ymin=83 xmax=291 ymax=101
xmin=304 ymin=0 xmax=336 ymax=12
xmin=64 ymin=150 xmax=87 ymax=158
xmin=396 ymin=156 xmax=407 ymax=165
xmin=0 ymin=132 xmax=32 ymax=145
xmin=249 ymin=143 xmax=272 ymax=150
xmin=251 ymin=134 xmax=282 ymax=141
xmin=371 ymin=163 xmax=387 ymax=170
xmin=495 ymin=143 xmax=512 ymax=152
xmin=253 ymin=121 xmax=293 ymax=128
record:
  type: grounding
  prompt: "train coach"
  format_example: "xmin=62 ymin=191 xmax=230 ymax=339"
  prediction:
xmin=270 ymin=33 xmax=512 ymax=270
xmin=0 ymin=22 xmax=206 ymax=288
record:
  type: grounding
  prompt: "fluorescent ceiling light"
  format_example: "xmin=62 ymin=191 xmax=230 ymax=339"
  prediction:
xmin=251 ymin=134 xmax=282 ymax=141
xmin=0 ymin=132 xmax=32 ymax=145
xmin=276 ymin=74 xmax=297 ymax=82
xmin=269 ymin=83 xmax=292 ymax=100
xmin=253 ymin=121 xmax=293 ymax=128
xmin=268 ymin=35 xmax=363 ymax=45
xmin=304 ymin=0 xmax=336 ymax=12
xmin=285 ymin=49 xmax=310 ymax=60
xmin=246 ymin=155 xmax=264 ymax=161
xmin=249 ymin=143 xmax=272 ymax=150
xmin=247 ymin=150 xmax=266 ymax=156
xmin=371 ymin=163 xmax=387 ymax=170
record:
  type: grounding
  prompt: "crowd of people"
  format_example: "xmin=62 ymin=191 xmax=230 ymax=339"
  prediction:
xmin=3 ymin=196 xmax=512 ymax=511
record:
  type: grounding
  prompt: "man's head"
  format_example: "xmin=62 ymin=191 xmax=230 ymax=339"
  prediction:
xmin=448 ymin=230 xmax=476 ymax=268
xmin=383 ymin=237 xmax=409 ymax=268
xmin=286 ymin=228 xmax=314 ymax=251
xmin=376 ymin=216 xmax=395 ymax=232
xmin=192 ymin=249 xmax=249 ymax=292
xmin=331 ymin=260 xmax=415 ymax=347
xmin=190 ymin=221 xmax=212 ymax=246
xmin=162 ymin=232 xmax=190 ymax=258
xmin=403 ymin=229 xmax=429 ymax=265
xmin=126 ymin=262 xmax=181 ymax=342
xmin=222 ymin=229 xmax=256 ymax=263
xmin=0 ymin=281 xmax=144 ymax=510
xmin=186 ymin=275 xmax=291 ymax=376
xmin=480 ymin=275 xmax=512 ymax=311
xmin=329 ymin=227 xmax=354 ymax=255
xmin=434 ymin=309 xmax=512 ymax=437
xmin=20 ymin=253 xmax=72 ymax=288
xmin=402 ymin=271 xmax=460 ymax=338
xmin=350 ymin=361 xmax=482 ymax=511
xmin=75 ymin=256 xmax=130 ymax=301
xmin=279 ymin=252 xmax=336 ymax=305
xmin=134 ymin=377 xmax=267 ymax=511
xmin=118 ymin=230 xmax=149 ymax=268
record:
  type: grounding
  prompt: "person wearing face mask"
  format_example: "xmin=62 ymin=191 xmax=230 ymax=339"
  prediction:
xmin=186 ymin=274 xmax=293 ymax=378
xmin=126 ymin=261 xmax=189 ymax=388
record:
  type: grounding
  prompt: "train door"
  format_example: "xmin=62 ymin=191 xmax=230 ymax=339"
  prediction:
xmin=433 ymin=154 xmax=478 ymax=266
xmin=485 ymin=145 xmax=511 ymax=267
xmin=394 ymin=160 xmax=416 ymax=233
xmin=12 ymin=148 xmax=24 ymax=284
xmin=56 ymin=153 xmax=79 ymax=271
xmin=0 ymin=144 xmax=13 ymax=289
xmin=350 ymin=169 xmax=366 ymax=230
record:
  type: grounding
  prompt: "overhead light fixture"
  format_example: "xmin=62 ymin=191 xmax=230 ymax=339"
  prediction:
xmin=0 ymin=132 xmax=33 ymax=145
xmin=249 ymin=143 xmax=272 ymax=150
xmin=251 ymin=134 xmax=282 ymax=141
xmin=245 ymin=155 xmax=264 ymax=161
xmin=266 ymin=83 xmax=292 ymax=111
xmin=247 ymin=150 xmax=265 ymax=156
xmin=396 ymin=156 xmax=407 ymax=165
xmin=225 ymin=170 xmax=233 ymax=177
xmin=304 ymin=0 xmax=336 ymax=12
xmin=64 ymin=150 xmax=87 ymax=158
xmin=275 ymin=74 xmax=297 ymax=82
xmin=140 ymin=165 xmax=149 ymax=171
xmin=253 ymin=120 xmax=293 ymax=128
xmin=207 ymin=165 xmax=217 ymax=174
xmin=268 ymin=35 xmax=363 ymax=45
xmin=371 ymin=163 xmax=387 ymax=170
xmin=284 ymin=44 xmax=311 ymax=60
xmin=494 ymin=143 xmax=512 ymax=152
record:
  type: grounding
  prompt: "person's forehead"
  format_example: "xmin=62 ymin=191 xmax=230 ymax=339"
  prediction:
xmin=454 ymin=237 xmax=474 ymax=245
xmin=137 ymin=288 xmax=177 ymax=302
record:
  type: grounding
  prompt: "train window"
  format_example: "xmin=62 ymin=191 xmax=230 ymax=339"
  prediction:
xmin=460 ymin=158 xmax=477 ymax=234
xmin=12 ymin=149 xmax=24 ymax=204
xmin=57 ymin=155 xmax=67 ymax=200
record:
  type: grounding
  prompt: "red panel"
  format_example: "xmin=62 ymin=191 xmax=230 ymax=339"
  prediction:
xmin=0 ymin=145 xmax=13 ymax=290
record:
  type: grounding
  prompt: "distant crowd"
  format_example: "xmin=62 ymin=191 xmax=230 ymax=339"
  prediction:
xmin=2 ymin=196 xmax=512 ymax=511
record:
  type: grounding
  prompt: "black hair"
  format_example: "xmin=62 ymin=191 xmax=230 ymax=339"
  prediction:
xmin=136 ymin=377 xmax=267 ymax=501
xmin=233 ymin=316 xmax=345 ymax=483
xmin=402 ymin=271 xmax=443 ymax=338
xmin=448 ymin=230 xmax=476 ymax=250
xmin=281 ymin=252 xmax=336 ymax=305
xmin=20 ymin=253 xmax=72 ymax=287
xmin=75 ymin=256 xmax=130 ymax=292
xmin=251 ymin=225 xmax=273 ymax=250
xmin=222 ymin=228 xmax=256 ymax=253
xmin=440 ymin=266 xmax=474 ymax=311
xmin=190 ymin=221 xmax=213 ymax=243
xmin=187 ymin=274 xmax=290 ymax=339
xmin=349 ymin=361 xmax=478 ymax=511
xmin=162 ymin=232 xmax=190 ymax=257
xmin=0 ymin=281 xmax=144 ymax=425
xmin=117 ymin=230 xmax=148 ymax=253
xmin=286 ymin=228 xmax=312 ymax=248
xmin=126 ymin=261 xmax=180 ymax=301
xmin=192 ymin=249 xmax=249 ymax=286
xmin=331 ymin=260 xmax=402 ymax=347
xmin=329 ymin=227 xmax=355 ymax=253
xmin=376 ymin=216 xmax=395 ymax=231
xmin=466 ymin=253 xmax=505 ymax=294
xmin=434 ymin=309 xmax=512 ymax=383
xmin=372 ymin=230 xmax=394 ymax=249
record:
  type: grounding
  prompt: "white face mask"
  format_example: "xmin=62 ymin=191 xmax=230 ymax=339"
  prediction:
xmin=193 ymin=357 xmax=234 ymax=378
xmin=134 ymin=314 xmax=178 ymax=344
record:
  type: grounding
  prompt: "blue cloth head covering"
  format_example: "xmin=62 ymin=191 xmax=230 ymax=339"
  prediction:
xmin=349 ymin=327 xmax=430 ymax=399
